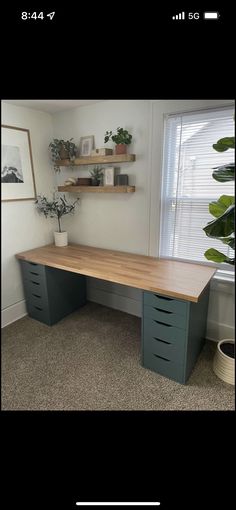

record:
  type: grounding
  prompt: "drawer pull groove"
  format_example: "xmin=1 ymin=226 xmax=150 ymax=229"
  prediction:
xmin=154 ymin=307 xmax=172 ymax=314
xmin=30 ymin=271 xmax=39 ymax=276
xmin=154 ymin=320 xmax=172 ymax=327
xmin=34 ymin=306 xmax=43 ymax=311
xmin=29 ymin=262 xmax=38 ymax=266
xmin=154 ymin=354 xmax=170 ymax=362
xmin=155 ymin=295 xmax=173 ymax=301
xmin=31 ymin=281 xmax=40 ymax=285
xmin=154 ymin=337 xmax=171 ymax=345
xmin=32 ymin=294 xmax=41 ymax=298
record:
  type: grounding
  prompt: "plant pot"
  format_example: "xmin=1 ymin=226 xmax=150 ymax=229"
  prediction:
xmin=91 ymin=178 xmax=100 ymax=186
xmin=54 ymin=231 xmax=68 ymax=247
xmin=59 ymin=147 xmax=69 ymax=159
xmin=213 ymin=339 xmax=235 ymax=385
xmin=115 ymin=144 xmax=127 ymax=155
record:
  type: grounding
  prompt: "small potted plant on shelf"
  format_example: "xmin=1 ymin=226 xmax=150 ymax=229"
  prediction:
xmin=89 ymin=166 xmax=104 ymax=186
xmin=35 ymin=192 xmax=79 ymax=246
xmin=49 ymin=138 xmax=77 ymax=172
xmin=104 ymin=127 xmax=132 ymax=155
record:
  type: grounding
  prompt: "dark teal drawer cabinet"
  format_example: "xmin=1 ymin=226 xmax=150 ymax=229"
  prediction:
xmin=142 ymin=288 xmax=210 ymax=384
xmin=20 ymin=260 xmax=86 ymax=326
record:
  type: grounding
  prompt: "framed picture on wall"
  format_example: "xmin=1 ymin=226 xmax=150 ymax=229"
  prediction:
xmin=79 ymin=135 xmax=95 ymax=156
xmin=104 ymin=167 xmax=115 ymax=186
xmin=1 ymin=125 xmax=36 ymax=202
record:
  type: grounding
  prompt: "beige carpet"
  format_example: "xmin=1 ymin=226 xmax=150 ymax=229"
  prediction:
xmin=1 ymin=302 xmax=235 ymax=410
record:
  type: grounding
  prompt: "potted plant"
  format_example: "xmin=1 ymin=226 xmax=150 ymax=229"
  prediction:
xmin=49 ymin=138 xmax=77 ymax=172
xmin=203 ymin=132 xmax=235 ymax=385
xmin=104 ymin=127 xmax=132 ymax=155
xmin=89 ymin=166 xmax=104 ymax=186
xmin=35 ymin=192 xmax=79 ymax=246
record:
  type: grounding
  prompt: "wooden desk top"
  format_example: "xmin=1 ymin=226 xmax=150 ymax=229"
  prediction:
xmin=16 ymin=243 xmax=216 ymax=302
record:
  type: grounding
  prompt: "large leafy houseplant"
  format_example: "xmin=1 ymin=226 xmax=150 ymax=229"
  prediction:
xmin=104 ymin=127 xmax=132 ymax=155
xmin=203 ymin=136 xmax=235 ymax=265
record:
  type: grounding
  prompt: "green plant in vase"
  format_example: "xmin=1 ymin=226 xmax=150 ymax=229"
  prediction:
xmin=49 ymin=138 xmax=77 ymax=172
xmin=89 ymin=166 xmax=104 ymax=186
xmin=104 ymin=127 xmax=132 ymax=155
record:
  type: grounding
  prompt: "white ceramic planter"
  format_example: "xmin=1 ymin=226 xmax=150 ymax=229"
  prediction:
xmin=213 ymin=339 xmax=235 ymax=385
xmin=54 ymin=231 xmax=68 ymax=247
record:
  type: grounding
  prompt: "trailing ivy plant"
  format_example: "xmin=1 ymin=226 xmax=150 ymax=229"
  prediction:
xmin=49 ymin=138 xmax=77 ymax=172
xmin=203 ymin=136 xmax=235 ymax=265
xmin=35 ymin=192 xmax=79 ymax=232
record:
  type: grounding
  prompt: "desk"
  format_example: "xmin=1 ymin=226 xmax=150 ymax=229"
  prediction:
xmin=16 ymin=243 xmax=216 ymax=383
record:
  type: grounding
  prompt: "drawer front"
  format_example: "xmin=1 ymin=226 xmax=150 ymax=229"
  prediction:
xmin=27 ymin=301 xmax=50 ymax=325
xmin=143 ymin=349 xmax=185 ymax=383
xmin=143 ymin=305 xmax=187 ymax=329
xmin=23 ymin=279 xmax=48 ymax=303
xmin=20 ymin=260 xmax=46 ymax=278
xmin=143 ymin=318 xmax=186 ymax=345
xmin=144 ymin=291 xmax=188 ymax=315
xmin=143 ymin=335 xmax=185 ymax=363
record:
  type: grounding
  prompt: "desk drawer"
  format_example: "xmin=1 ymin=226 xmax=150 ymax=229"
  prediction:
xmin=143 ymin=318 xmax=187 ymax=348
xmin=143 ymin=305 xmax=187 ymax=329
xmin=144 ymin=291 xmax=187 ymax=315
xmin=143 ymin=349 xmax=185 ymax=383
xmin=20 ymin=260 xmax=46 ymax=278
xmin=27 ymin=301 xmax=50 ymax=325
xmin=143 ymin=335 xmax=185 ymax=363
xmin=23 ymin=279 xmax=48 ymax=304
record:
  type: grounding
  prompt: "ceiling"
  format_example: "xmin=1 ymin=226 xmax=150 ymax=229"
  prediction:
xmin=2 ymin=99 xmax=106 ymax=113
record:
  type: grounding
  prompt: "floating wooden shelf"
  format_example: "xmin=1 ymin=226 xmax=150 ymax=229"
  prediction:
xmin=58 ymin=185 xmax=135 ymax=193
xmin=56 ymin=154 xmax=136 ymax=166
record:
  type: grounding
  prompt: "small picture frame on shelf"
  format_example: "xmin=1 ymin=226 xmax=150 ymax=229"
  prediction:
xmin=79 ymin=135 xmax=95 ymax=156
xmin=104 ymin=167 xmax=115 ymax=186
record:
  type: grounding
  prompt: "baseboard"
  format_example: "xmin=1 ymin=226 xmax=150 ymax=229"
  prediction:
xmin=87 ymin=287 xmax=142 ymax=317
xmin=1 ymin=300 xmax=27 ymax=328
xmin=206 ymin=320 xmax=235 ymax=342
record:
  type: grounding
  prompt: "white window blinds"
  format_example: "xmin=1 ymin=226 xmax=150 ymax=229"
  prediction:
xmin=159 ymin=107 xmax=234 ymax=275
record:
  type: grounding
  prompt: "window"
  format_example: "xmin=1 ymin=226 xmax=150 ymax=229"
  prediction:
xmin=159 ymin=106 xmax=234 ymax=278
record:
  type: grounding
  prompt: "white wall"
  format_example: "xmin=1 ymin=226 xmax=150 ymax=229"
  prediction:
xmin=1 ymin=102 xmax=55 ymax=326
xmin=52 ymin=99 xmax=235 ymax=341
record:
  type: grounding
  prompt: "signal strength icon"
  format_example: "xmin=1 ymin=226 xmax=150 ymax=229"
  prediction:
xmin=172 ymin=12 xmax=185 ymax=20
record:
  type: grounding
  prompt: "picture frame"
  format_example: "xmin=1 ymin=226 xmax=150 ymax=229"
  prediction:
xmin=79 ymin=135 xmax=95 ymax=157
xmin=1 ymin=125 xmax=36 ymax=202
xmin=104 ymin=167 xmax=115 ymax=186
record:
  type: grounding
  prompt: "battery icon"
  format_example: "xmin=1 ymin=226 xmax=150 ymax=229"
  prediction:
xmin=203 ymin=12 xmax=219 ymax=19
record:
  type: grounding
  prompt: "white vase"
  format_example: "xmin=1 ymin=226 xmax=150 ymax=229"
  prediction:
xmin=54 ymin=231 xmax=68 ymax=247
xmin=213 ymin=339 xmax=235 ymax=385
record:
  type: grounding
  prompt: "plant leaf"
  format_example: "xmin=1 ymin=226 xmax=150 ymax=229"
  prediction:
xmin=209 ymin=195 xmax=235 ymax=218
xmin=203 ymin=204 xmax=234 ymax=238
xmin=219 ymin=236 xmax=235 ymax=249
xmin=204 ymin=248 xmax=235 ymax=265
xmin=213 ymin=137 xmax=235 ymax=152
xmin=212 ymin=163 xmax=235 ymax=182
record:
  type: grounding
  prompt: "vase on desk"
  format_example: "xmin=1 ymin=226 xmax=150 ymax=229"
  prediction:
xmin=54 ymin=231 xmax=68 ymax=247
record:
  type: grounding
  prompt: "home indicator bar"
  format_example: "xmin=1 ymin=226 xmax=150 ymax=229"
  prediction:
xmin=76 ymin=504 xmax=161 ymax=507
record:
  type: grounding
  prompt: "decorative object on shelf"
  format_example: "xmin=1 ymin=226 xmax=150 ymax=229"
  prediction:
xmin=91 ymin=148 xmax=113 ymax=156
xmin=115 ymin=174 xmax=128 ymax=185
xmin=79 ymin=135 xmax=95 ymax=157
xmin=104 ymin=167 xmax=115 ymax=186
xmin=1 ymin=124 xmax=36 ymax=202
xmin=49 ymin=138 xmax=77 ymax=172
xmin=35 ymin=192 xmax=79 ymax=247
xmin=64 ymin=177 xmax=77 ymax=186
xmin=89 ymin=166 xmax=104 ymax=186
xmin=104 ymin=127 xmax=132 ymax=155
xmin=77 ymin=178 xmax=92 ymax=186
xmin=213 ymin=339 xmax=235 ymax=385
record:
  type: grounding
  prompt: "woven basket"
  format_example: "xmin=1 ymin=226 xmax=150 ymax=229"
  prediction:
xmin=213 ymin=339 xmax=235 ymax=385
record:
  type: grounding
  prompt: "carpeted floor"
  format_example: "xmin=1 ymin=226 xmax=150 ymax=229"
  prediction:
xmin=1 ymin=302 xmax=235 ymax=410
